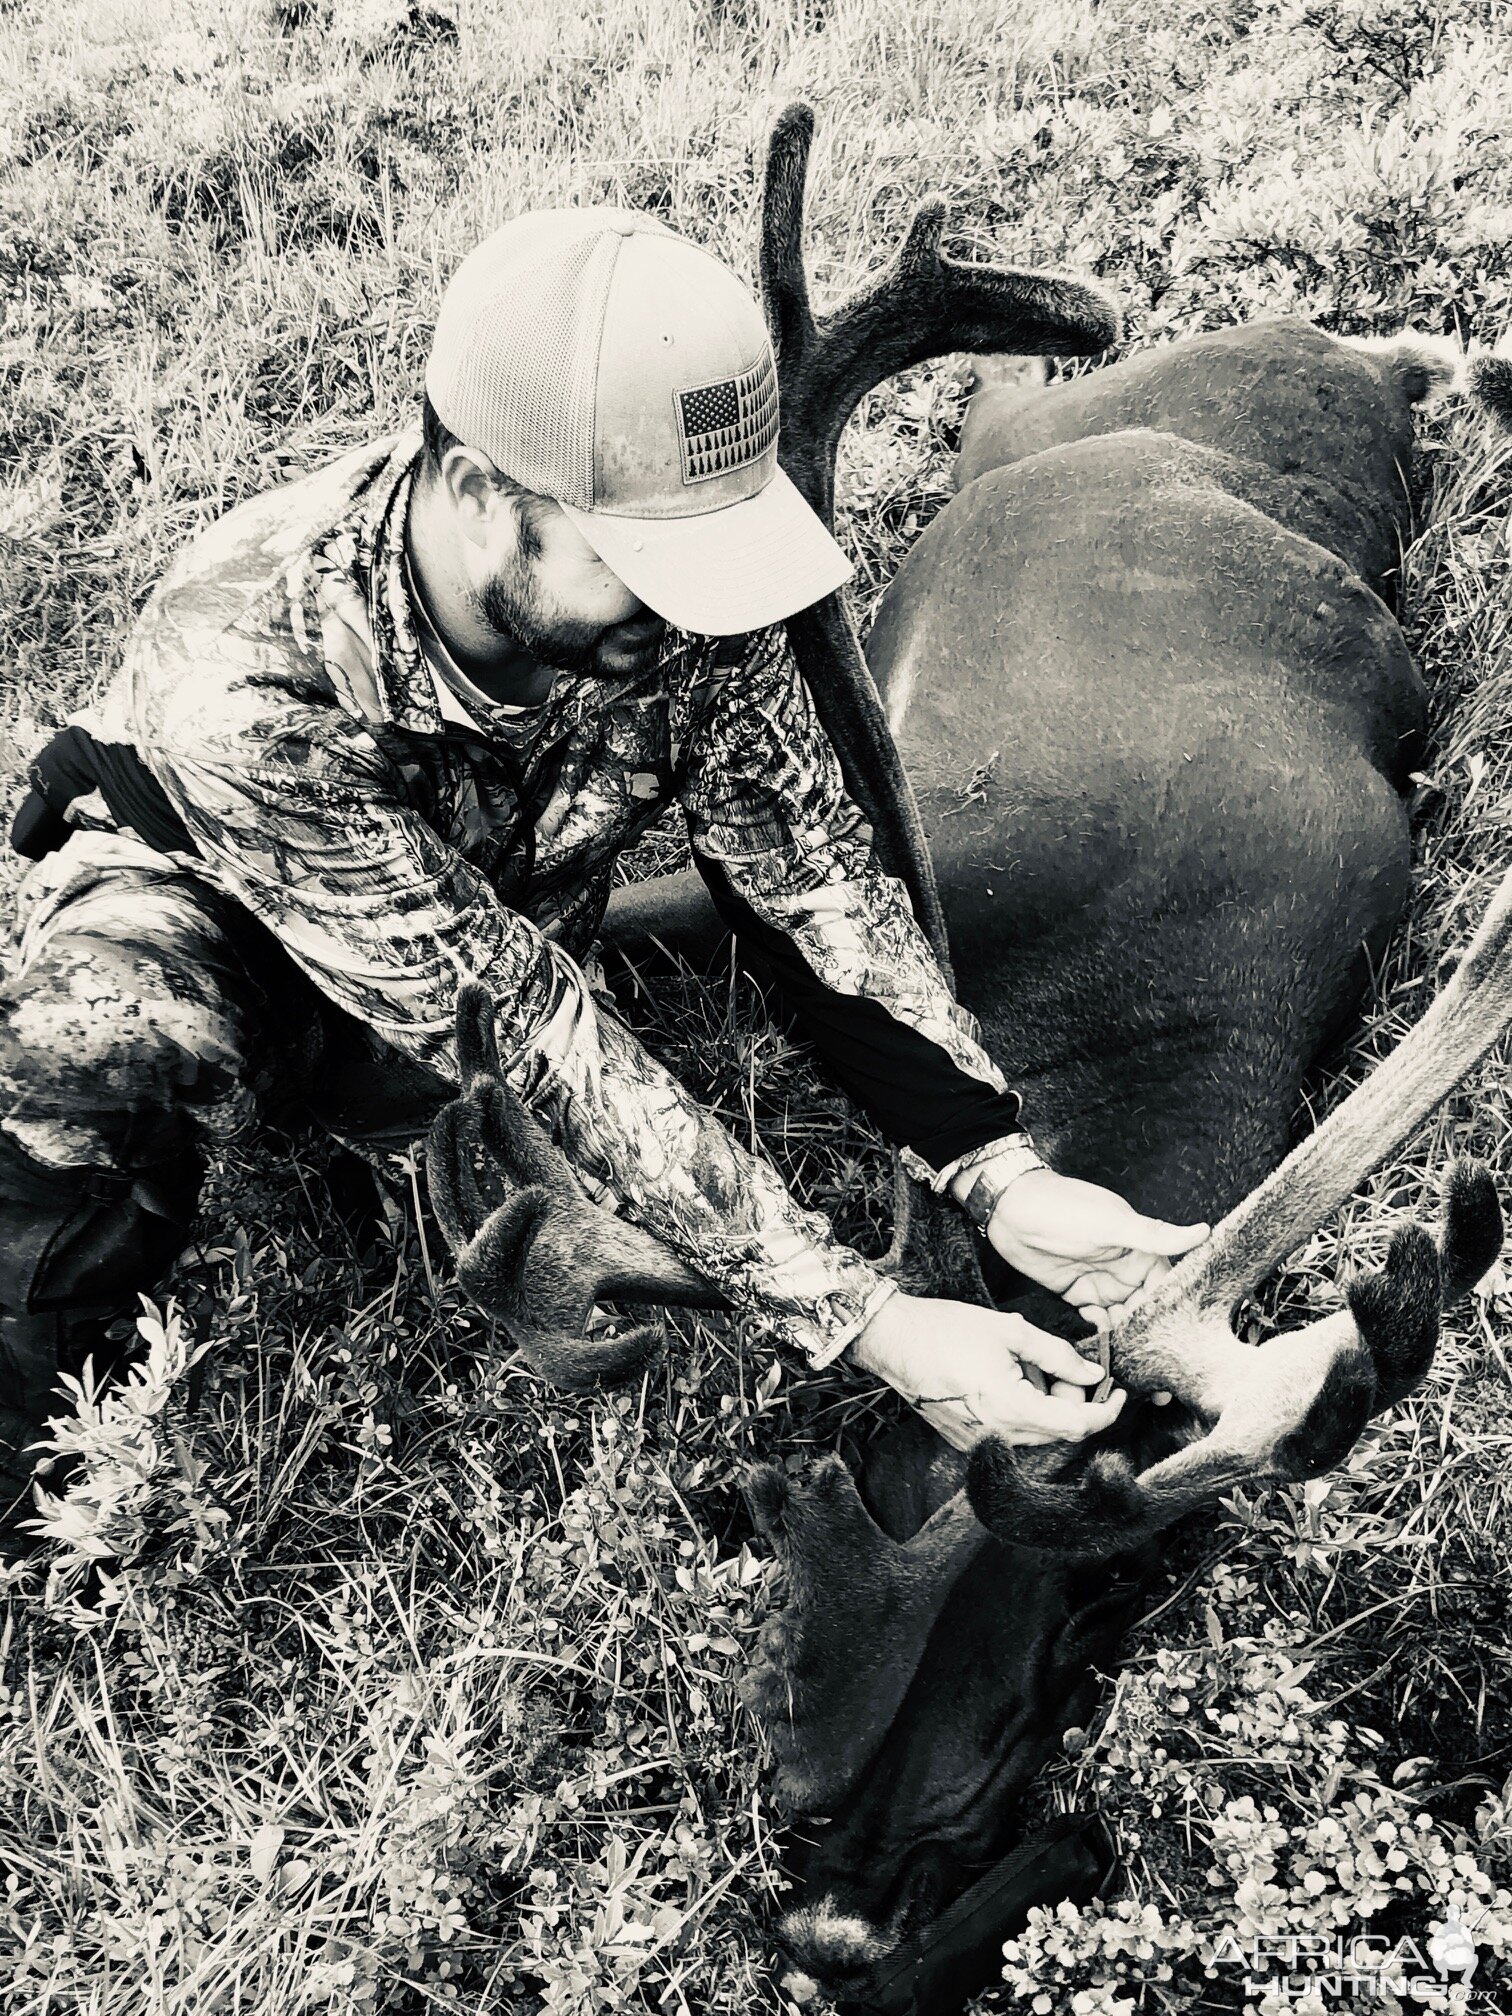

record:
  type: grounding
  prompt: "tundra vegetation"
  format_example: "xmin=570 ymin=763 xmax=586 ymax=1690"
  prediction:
xmin=2 ymin=2 xmax=1512 ymax=2013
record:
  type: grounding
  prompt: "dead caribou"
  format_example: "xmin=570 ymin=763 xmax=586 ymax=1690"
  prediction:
xmin=431 ymin=101 xmax=1507 ymax=2003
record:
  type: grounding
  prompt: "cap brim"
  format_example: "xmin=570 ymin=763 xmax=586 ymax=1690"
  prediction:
xmin=557 ymin=464 xmax=853 ymax=636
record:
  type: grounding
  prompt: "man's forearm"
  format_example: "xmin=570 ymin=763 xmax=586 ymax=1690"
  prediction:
xmin=678 ymin=620 xmax=1026 ymax=1192
xmin=694 ymin=855 xmax=1027 ymax=1185
xmin=503 ymin=943 xmax=897 ymax=1368
xmin=135 ymin=674 xmax=889 ymax=1366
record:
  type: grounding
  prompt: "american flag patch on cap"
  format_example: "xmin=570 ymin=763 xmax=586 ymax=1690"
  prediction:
xmin=675 ymin=351 xmax=778 ymax=485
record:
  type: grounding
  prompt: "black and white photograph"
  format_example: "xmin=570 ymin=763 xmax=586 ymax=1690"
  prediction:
xmin=1 ymin=2 xmax=1511 ymax=2011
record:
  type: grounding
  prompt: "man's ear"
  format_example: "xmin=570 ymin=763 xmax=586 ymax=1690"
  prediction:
xmin=438 ymin=443 xmax=507 ymax=549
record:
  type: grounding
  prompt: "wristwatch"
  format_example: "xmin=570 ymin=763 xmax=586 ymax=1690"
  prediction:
xmin=948 ymin=1130 xmax=1049 ymax=1233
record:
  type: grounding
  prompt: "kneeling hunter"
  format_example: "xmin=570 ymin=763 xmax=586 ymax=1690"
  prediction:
xmin=0 ymin=207 xmax=1208 ymax=1537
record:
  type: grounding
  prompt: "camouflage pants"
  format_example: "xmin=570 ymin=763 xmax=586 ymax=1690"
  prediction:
xmin=0 ymin=827 xmax=452 ymax=1331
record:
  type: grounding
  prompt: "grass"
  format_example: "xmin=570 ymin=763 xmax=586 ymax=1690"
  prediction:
xmin=3 ymin=0 xmax=1512 ymax=2011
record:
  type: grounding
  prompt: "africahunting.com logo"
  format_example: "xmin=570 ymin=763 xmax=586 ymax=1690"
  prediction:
xmin=1214 ymin=1905 xmax=1482 ymax=2002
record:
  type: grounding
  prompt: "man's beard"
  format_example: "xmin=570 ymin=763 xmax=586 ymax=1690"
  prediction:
xmin=476 ymin=556 xmax=664 ymax=677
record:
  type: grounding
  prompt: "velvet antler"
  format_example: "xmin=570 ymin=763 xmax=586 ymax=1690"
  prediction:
xmin=967 ymin=857 xmax=1512 ymax=1552
xmin=755 ymin=103 xmax=1122 ymax=1304
xmin=738 ymin=1452 xmax=985 ymax=1815
xmin=969 ymin=1160 xmax=1501 ymax=1553
xmin=758 ymin=100 xmax=1121 ymax=972
xmin=426 ymin=985 xmax=727 ymax=1388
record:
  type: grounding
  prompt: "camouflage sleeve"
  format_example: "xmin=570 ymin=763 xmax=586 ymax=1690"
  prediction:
xmin=137 ymin=622 xmax=894 ymax=1368
xmin=676 ymin=624 xmax=1019 ymax=1186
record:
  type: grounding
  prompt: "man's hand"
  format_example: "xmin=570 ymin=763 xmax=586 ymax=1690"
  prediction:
xmin=849 ymin=1290 xmax=1127 ymax=1454
xmin=957 ymin=1162 xmax=1209 ymax=1332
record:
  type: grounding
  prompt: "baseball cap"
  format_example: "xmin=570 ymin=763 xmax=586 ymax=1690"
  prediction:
xmin=424 ymin=207 xmax=853 ymax=636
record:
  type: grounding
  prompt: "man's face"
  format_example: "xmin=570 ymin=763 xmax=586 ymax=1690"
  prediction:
xmin=473 ymin=490 xmax=667 ymax=679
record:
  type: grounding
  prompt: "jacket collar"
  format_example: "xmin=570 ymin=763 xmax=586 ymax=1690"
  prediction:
xmin=357 ymin=433 xmax=445 ymax=737
xmin=346 ymin=430 xmax=691 ymax=747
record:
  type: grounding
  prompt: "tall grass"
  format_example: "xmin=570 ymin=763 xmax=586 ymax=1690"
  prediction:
xmin=2 ymin=1 xmax=1512 ymax=2011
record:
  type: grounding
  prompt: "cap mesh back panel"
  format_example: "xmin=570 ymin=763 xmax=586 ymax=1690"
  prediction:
xmin=430 ymin=227 xmax=617 ymax=508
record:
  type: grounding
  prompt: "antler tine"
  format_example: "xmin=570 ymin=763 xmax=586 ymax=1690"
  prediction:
xmin=1434 ymin=1157 xmax=1503 ymax=1304
xmin=755 ymin=101 xmax=1120 ymax=975
xmin=759 ymin=99 xmax=1122 ymax=528
xmin=757 ymin=103 xmax=946 ymax=967
xmin=1349 ymin=1157 xmax=1502 ymax=1409
xmin=474 ymin=1074 xmax=582 ymax=1194
xmin=968 ymin=1434 xmax=1260 ymax=1559
xmin=758 ymin=102 xmax=820 ymax=393
xmin=425 ymin=1094 xmax=501 ymax=1254
xmin=427 ymin=990 xmax=561 ymax=1249
xmin=455 ymin=981 xmax=503 ymax=1093
xmin=970 ymin=1156 xmax=1505 ymax=1557
xmin=468 ymin=1076 xmax=728 ymax=1307
xmin=1093 ymin=860 xmax=1512 ymax=1409
xmin=1345 ymin=1224 xmax=1441 ymax=1411
xmin=427 ymin=995 xmax=730 ymax=1387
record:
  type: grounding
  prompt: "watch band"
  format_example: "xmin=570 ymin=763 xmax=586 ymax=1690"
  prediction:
xmin=960 ymin=1137 xmax=1048 ymax=1232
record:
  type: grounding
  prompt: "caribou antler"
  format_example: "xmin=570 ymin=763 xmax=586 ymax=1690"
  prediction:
xmin=759 ymin=104 xmax=1122 ymax=1304
xmin=734 ymin=870 xmax=1512 ymax=1814
xmin=738 ymin=1451 xmax=985 ymax=1815
xmin=762 ymin=101 xmax=1122 ymax=533
xmin=425 ymin=985 xmax=727 ymax=1387
xmin=971 ymin=1162 xmax=1499 ymax=1552
xmin=968 ymin=861 xmax=1512 ymax=1553
xmin=760 ymin=101 xmax=1121 ymax=971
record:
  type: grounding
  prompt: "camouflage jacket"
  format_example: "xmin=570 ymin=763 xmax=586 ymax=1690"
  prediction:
xmin=71 ymin=432 xmax=1020 ymax=1367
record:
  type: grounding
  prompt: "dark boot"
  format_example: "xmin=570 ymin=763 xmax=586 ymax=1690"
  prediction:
xmin=0 ymin=1298 xmax=170 ymax=1560
xmin=0 ymin=1145 xmax=196 ymax=1556
xmin=0 ymin=1312 xmax=81 ymax=1557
